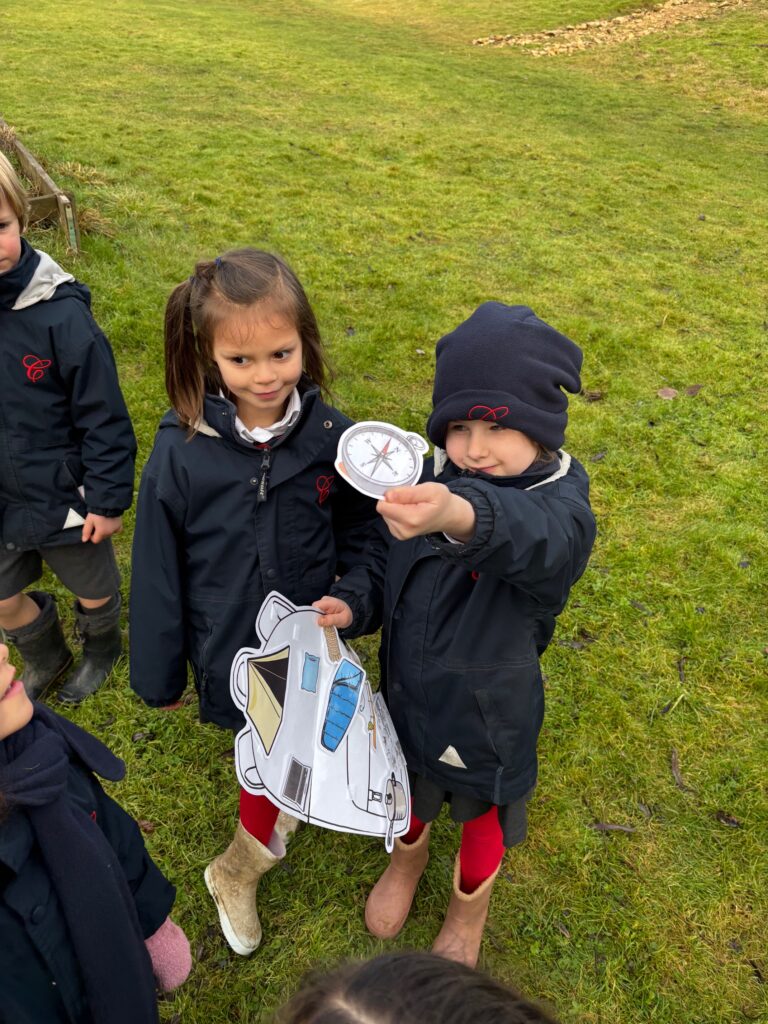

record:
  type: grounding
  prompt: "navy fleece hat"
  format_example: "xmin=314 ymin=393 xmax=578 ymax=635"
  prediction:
xmin=426 ymin=302 xmax=582 ymax=450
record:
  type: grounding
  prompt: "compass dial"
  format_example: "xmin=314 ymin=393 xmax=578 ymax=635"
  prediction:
xmin=335 ymin=421 xmax=429 ymax=499
xmin=345 ymin=429 xmax=418 ymax=486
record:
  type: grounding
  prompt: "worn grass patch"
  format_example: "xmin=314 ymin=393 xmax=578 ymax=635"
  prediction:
xmin=1 ymin=1 xmax=766 ymax=1022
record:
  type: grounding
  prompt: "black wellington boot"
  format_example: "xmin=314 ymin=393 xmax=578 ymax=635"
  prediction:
xmin=58 ymin=593 xmax=123 ymax=704
xmin=2 ymin=591 xmax=73 ymax=700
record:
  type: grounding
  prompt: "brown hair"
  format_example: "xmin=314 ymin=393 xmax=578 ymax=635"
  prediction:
xmin=164 ymin=248 xmax=331 ymax=428
xmin=275 ymin=952 xmax=561 ymax=1024
xmin=0 ymin=150 xmax=29 ymax=231
xmin=535 ymin=444 xmax=558 ymax=465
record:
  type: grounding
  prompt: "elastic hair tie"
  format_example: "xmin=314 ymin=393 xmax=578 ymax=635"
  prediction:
xmin=214 ymin=256 xmax=222 ymax=268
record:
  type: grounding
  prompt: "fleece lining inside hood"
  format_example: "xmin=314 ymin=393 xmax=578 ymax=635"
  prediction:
xmin=13 ymin=250 xmax=75 ymax=310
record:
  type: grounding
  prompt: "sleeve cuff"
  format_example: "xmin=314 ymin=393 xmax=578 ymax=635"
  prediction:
xmin=132 ymin=860 xmax=177 ymax=939
xmin=328 ymin=586 xmax=365 ymax=638
xmin=86 ymin=507 xmax=124 ymax=517
xmin=427 ymin=481 xmax=495 ymax=560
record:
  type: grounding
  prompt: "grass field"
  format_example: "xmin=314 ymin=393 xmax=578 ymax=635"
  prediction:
xmin=1 ymin=1 xmax=767 ymax=1021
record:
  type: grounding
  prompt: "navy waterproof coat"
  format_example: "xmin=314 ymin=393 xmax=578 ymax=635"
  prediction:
xmin=0 ymin=248 xmax=136 ymax=550
xmin=130 ymin=384 xmax=388 ymax=730
xmin=381 ymin=452 xmax=596 ymax=806
xmin=0 ymin=754 xmax=174 ymax=1024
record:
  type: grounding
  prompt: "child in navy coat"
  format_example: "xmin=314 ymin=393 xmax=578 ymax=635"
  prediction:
xmin=365 ymin=303 xmax=596 ymax=967
xmin=130 ymin=248 xmax=388 ymax=956
xmin=0 ymin=152 xmax=136 ymax=705
xmin=0 ymin=642 xmax=191 ymax=1024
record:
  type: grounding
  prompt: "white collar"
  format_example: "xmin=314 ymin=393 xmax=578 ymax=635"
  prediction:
xmin=233 ymin=388 xmax=301 ymax=444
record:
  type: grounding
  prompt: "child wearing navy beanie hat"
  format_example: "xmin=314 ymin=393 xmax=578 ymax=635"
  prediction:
xmin=426 ymin=302 xmax=583 ymax=452
xmin=367 ymin=302 xmax=595 ymax=969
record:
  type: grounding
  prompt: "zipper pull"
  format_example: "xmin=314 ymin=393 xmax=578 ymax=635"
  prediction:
xmin=257 ymin=449 xmax=272 ymax=503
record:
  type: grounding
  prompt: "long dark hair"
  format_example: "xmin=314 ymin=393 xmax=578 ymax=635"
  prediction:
xmin=275 ymin=952 xmax=561 ymax=1024
xmin=164 ymin=248 xmax=331 ymax=428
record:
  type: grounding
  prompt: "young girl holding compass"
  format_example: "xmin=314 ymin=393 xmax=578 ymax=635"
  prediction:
xmin=129 ymin=248 xmax=387 ymax=956
xmin=365 ymin=302 xmax=596 ymax=968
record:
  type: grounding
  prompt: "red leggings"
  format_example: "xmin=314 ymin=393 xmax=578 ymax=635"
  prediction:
xmin=239 ymin=790 xmax=279 ymax=846
xmin=403 ymin=808 xmax=504 ymax=893
xmin=240 ymin=790 xmax=505 ymax=894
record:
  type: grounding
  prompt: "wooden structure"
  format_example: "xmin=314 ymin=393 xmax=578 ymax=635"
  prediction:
xmin=0 ymin=118 xmax=80 ymax=251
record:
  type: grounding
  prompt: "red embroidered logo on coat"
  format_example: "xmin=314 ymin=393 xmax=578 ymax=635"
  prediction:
xmin=316 ymin=475 xmax=334 ymax=505
xmin=468 ymin=404 xmax=509 ymax=421
xmin=22 ymin=354 xmax=52 ymax=383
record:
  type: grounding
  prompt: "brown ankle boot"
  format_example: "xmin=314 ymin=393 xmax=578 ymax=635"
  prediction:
xmin=431 ymin=855 xmax=500 ymax=968
xmin=364 ymin=824 xmax=431 ymax=939
xmin=204 ymin=823 xmax=285 ymax=956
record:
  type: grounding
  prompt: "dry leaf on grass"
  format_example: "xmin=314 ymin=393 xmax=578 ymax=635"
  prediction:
xmin=715 ymin=810 xmax=743 ymax=829
xmin=588 ymin=822 xmax=637 ymax=833
xmin=670 ymin=748 xmax=696 ymax=793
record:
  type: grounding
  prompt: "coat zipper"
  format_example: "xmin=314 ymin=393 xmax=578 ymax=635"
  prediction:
xmin=257 ymin=449 xmax=272 ymax=503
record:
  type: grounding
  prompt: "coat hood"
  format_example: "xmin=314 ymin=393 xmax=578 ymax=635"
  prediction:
xmin=12 ymin=249 xmax=77 ymax=310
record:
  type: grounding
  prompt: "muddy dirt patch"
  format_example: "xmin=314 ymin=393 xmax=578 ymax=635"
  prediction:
xmin=473 ymin=0 xmax=752 ymax=56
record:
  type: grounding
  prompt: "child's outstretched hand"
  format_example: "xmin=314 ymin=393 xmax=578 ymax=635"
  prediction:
xmin=313 ymin=596 xmax=353 ymax=629
xmin=81 ymin=513 xmax=123 ymax=544
xmin=377 ymin=483 xmax=476 ymax=542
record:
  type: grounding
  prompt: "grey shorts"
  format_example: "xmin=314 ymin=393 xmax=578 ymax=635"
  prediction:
xmin=0 ymin=541 xmax=121 ymax=601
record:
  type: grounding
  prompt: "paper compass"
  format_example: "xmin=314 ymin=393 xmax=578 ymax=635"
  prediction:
xmin=335 ymin=421 xmax=429 ymax=499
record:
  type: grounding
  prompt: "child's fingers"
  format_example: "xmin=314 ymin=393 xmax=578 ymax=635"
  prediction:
xmin=382 ymin=484 xmax=438 ymax=505
xmin=315 ymin=611 xmax=340 ymax=626
xmin=312 ymin=596 xmax=352 ymax=628
xmin=383 ymin=521 xmax=412 ymax=541
xmin=316 ymin=610 xmax=352 ymax=627
xmin=378 ymin=501 xmax=428 ymax=528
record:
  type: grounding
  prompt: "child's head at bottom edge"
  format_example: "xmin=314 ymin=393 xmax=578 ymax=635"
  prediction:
xmin=274 ymin=950 xmax=561 ymax=1024
xmin=426 ymin=302 xmax=583 ymax=475
xmin=0 ymin=151 xmax=26 ymax=276
xmin=0 ymin=642 xmax=34 ymax=742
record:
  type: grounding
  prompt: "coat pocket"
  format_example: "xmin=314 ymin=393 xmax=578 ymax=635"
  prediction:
xmin=57 ymin=454 xmax=87 ymax=506
xmin=187 ymin=610 xmax=214 ymax=690
xmin=471 ymin=665 xmax=543 ymax=774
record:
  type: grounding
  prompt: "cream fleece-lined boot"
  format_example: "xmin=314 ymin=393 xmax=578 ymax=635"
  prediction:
xmin=204 ymin=823 xmax=285 ymax=955
xmin=274 ymin=810 xmax=300 ymax=844
xmin=364 ymin=824 xmax=431 ymax=939
xmin=431 ymin=855 xmax=500 ymax=968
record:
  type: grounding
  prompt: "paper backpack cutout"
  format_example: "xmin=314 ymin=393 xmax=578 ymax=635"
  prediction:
xmin=335 ymin=421 xmax=429 ymax=499
xmin=231 ymin=592 xmax=410 ymax=851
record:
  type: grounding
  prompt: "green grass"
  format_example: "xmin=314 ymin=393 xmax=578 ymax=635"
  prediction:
xmin=2 ymin=1 xmax=767 ymax=1021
